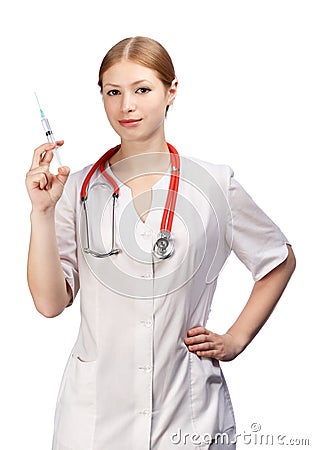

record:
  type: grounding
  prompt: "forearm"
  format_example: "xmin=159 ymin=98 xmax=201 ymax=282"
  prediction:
xmin=226 ymin=244 xmax=296 ymax=354
xmin=27 ymin=208 xmax=71 ymax=317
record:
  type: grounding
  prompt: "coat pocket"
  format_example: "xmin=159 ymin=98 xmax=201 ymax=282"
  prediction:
xmin=189 ymin=352 xmax=234 ymax=439
xmin=53 ymin=353 xmax=97 ymax=450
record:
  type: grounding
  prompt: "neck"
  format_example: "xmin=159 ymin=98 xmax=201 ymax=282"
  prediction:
xmin=109 ymin=137 xmax=171 ymax=178
xmin=120 ymin=136 xmax=169 ymax=159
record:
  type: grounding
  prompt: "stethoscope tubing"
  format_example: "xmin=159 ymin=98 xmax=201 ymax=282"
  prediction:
xmin=160 ymin=143 xmax=180 ymax=233
xmin=81 ymin=146 xmax=120 ymax=201
xmin=80 ymin=143 xmax=180 ymax=259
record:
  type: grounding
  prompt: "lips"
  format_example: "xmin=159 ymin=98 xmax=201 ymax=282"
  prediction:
xmin=118 ymin=118 xmax=142 ymax=127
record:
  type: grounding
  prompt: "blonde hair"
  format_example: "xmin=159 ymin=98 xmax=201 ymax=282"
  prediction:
xmin=98 ymin=36 xmax=176 ymax=93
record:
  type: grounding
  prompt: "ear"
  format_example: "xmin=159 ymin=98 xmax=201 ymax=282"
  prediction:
xmin=167 ymin=78 xmax=178 ymax=106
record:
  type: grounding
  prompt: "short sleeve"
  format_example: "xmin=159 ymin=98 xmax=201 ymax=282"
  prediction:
xmin=228 ymin=173 xmax=289 ymax=281
xmin=55 ymin=181 xmax=80 ymax=305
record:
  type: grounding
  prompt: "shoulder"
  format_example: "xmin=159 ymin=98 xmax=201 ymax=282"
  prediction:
xmin=180 ymin=154 xmax=234 ymax=194
xmin=182 ymin=154 xmax=233 ymax=175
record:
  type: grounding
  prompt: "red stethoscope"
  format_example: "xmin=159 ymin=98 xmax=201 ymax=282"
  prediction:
xmin=80 ymin=143 xmax=180 ymax=259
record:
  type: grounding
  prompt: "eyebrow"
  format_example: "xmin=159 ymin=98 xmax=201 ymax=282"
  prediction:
xmin=102 ymin=79 xmax=153 ymax=88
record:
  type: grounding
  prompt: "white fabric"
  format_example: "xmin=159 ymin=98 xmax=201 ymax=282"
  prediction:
xmin=52 ymin=154 xmax=288 ymax=450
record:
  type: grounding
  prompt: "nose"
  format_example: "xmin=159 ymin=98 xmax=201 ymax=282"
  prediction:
xmin=121 ymin=92 xmax=136 ymax=114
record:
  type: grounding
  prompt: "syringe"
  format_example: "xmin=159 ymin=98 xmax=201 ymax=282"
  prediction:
xmin=34 ymin=92 xmax=63 ymax=167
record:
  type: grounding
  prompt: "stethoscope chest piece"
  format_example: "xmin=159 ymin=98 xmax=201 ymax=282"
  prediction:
xmin=152 ymin=231 xmax=174 ymax=259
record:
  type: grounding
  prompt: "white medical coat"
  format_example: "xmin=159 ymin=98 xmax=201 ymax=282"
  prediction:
xmin=52 ymin=154 xmax=288 ymax=450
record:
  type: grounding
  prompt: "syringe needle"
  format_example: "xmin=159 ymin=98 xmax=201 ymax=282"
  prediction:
xmin=34 ymin=92 xmax=44 ymax=118
xmin=34 ymin=91 xmax=40 ymax=108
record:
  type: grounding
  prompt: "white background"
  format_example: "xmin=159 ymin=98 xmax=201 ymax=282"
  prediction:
xmin=0 ymin=0 xmax=312 ymax=448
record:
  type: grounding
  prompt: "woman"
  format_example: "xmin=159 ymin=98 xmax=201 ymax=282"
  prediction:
xmin=26 ymin=37 xmax=295 ymax=450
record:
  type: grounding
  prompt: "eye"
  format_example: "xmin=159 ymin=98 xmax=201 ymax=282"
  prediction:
xmin=107 ymin=89 xmax=120 ymax=96
xmin=136 ymin=87 xmax=151 ymax=94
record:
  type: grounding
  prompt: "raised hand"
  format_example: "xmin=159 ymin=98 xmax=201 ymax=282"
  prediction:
xmin=25 ymin=141 xmax=70 ymax=213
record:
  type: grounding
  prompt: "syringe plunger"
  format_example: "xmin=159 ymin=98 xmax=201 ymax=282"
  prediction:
xmin=42 ymin=117 xmax=56 ymax=143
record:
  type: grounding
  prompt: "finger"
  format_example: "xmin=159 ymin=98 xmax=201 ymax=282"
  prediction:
xmin=26 ymin=165 xmax=52 ymax=188
xmin=185 ymin=328 xmax=211 ymax=343
xmin=30 ymin=143 xmax=56 ymax=170
xmin=28 ymin=170 xmax=50 ymax=190
xmin=188 ymin=341 xmax=214 ymax=352
xmin=40 ymin=149 xmax=54 ymax=165
xmin=27 ymin=163 xmax=51 ymax=177
xmin=198 ymin=347 xmax=228 ymax=360
xmin=30 ymin=140 xmax=64 ymax=170
xmin=40 ymin=172 xmax=49 ymax=190
xmin=185 ymin=334 xmax=210 ymax=346
xmin=187 ymin=326 xmax=208 ymax=336
xmin=196 ymin=350 xmax=219 ymax=359
xmin=40 ymin=141 xmax=65 ymax=167
xmin=56 ymin=166 xmax=70 ymax=186
xmin=28 ymin=171 xmax=49 ymax=190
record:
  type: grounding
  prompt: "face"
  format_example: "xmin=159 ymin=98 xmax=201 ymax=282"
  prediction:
xmin=100 ymin=61 xmax=177 ymax=144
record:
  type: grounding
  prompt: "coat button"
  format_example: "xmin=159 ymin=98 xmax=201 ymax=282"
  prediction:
xmin=139 ymin=409 xmax=151 ymax=416
xmin=139 ymin=365 xmax=152 ymax=373
xmin=141 ymin=272 xmax=152 ymax=279
xmin=140 ymin=319 xmax=153 ymax=327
